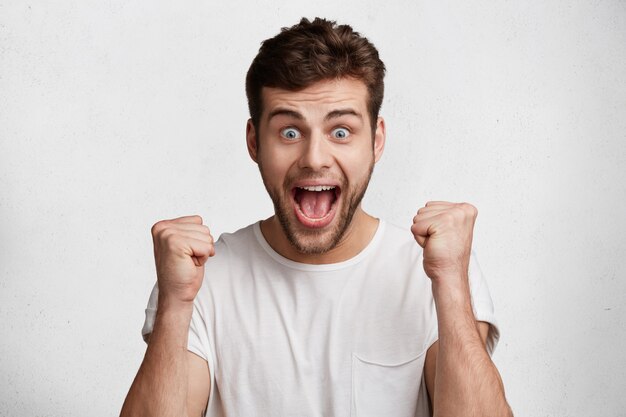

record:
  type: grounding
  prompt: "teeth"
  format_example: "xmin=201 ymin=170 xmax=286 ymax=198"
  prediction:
xmin=299 ymin=185 xmax=336 ymax=192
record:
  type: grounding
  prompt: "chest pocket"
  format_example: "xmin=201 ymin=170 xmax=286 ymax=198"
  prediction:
xmin=350 ymin=349 xmax=428 ymax=417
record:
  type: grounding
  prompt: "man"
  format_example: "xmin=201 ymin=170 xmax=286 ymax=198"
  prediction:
xmin=121 ymin=18 xmax=513 ymax=417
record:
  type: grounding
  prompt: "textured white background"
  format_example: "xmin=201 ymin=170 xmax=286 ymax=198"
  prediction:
xmin=1 ymin=1 xmax=625 ymax=416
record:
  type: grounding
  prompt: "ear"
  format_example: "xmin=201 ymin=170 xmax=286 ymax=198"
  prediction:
xmin=373 ymin=116 xmax=386 ymax=163
xmin=246 ymin=119 xmax=258 ymax=163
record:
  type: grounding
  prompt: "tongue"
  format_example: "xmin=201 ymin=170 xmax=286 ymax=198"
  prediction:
xmin=299 ymin=190 xmax=334 ymax=219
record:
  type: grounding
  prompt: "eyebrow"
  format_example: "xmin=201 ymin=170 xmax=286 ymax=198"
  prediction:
xmin=267 ymin=108 xmax=304 ymax=122
xmin=267 ymin=108 xmax=363 ymax=123
xmin=324 ymin=109 xmax=363 ymax=121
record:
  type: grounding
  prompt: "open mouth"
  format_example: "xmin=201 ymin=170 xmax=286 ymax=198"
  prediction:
xmin=292 ymin=184 xmax=341 ymax=228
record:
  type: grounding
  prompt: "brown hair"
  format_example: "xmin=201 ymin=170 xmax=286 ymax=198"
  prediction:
xmin=245 ymin=17 xmax=386 ymax=133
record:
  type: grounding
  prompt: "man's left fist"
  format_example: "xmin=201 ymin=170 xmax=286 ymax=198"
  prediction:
xmin=411 ymin=201 xmax=478 ymax=283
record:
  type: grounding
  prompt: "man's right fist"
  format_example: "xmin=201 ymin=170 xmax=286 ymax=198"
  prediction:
xmin=151 ymin=215 xmax=215 ymax=305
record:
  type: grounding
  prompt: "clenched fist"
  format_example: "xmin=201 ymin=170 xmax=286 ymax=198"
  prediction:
xmin=411 ymin=201 xmax=477 ymax=283
xmin=151 ymin=215 xmax=215 ymax=305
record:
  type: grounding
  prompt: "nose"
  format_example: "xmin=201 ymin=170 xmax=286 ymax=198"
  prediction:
xmin=298 ymin=130 xmax=333 ymax=171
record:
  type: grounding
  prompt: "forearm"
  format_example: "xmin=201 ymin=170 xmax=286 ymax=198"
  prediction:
xmin=120 ymin=298 xmax=193 ymax=417
xmin=432 ymin=279 xmax=512 ymax=417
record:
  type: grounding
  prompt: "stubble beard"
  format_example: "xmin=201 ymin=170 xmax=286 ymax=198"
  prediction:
xmin=263 ymin=164 xmax=374 ymax=255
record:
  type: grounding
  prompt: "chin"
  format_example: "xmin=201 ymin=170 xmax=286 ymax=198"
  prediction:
xmin=262 ymin=164 xmax=374 ymax=256
xmin=283 ymin=223 xmax=344 ymax=255
xmin=274 ymin=193 xmax=360 ymax=255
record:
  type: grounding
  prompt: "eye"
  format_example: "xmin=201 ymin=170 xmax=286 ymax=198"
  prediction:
xmin=331 ymin=127 xmax=350 ymax=140
xmin=280 ymin=127 xmax=301 ymax=140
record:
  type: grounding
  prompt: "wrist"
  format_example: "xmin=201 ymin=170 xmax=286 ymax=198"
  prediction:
xmin=431 ymin=275 xmax=473 ymax=314
xmin=157 ymin=291 xmax=195 ymax=312
xmin=150 ymin=297 xmax=194 ymax=349
xmin=432 ymin=281 xmax=480 ymax=347
xmin=154 ymin=294 xmax=194 ymax=330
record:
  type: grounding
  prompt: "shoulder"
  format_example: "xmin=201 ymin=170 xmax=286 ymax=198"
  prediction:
xmin=377 ymin=220 xmax=423 ymax=260
xmin=357 ymin=220 xmax=427 ymax=285
xmin=214 ymin=222 xmax=258 ymax=251
xmin=380 ymin=220 xmax=415 ymax=242
xmin=201 ymin=222 xmax=260 ymax=275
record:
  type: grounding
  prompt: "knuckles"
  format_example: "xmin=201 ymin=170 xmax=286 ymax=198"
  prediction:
xmin=417 ymin=202 xmax=477 ymax=215
xmin=151 ymin=220 xmax=167 ymax=236
xmin=153 ymin=227 xmax=177 ymax=247
xmin=458 ymin=202 xmax=478 ymax=217
xmin=161 ymin=231 xmax=181 ymax=248
xmin=413 ymin=202 xmax=478 ymax=225
xmin=151 ymin=219 xmax=212 ymax=237
xmin=446 ymin=204 xmax=477 ymax=224
xmin=151 ymin=219 xmax=214 ymax=259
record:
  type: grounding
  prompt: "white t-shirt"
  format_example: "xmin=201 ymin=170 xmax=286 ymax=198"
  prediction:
xmin=142 ymin=220 xmax=499 ymax=417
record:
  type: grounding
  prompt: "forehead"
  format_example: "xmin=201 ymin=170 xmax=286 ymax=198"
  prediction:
xmin=261 ymin=78 xmax=369 ymax=120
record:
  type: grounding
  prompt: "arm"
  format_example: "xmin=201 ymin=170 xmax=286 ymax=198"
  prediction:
xmin=424 ymin=322 xmax=491 ymax=406
xmin=412 ymin=202 xmax=512 ymax=417
xmin=120 ymin=303 xmax=211 ymax=417
xmin=120 ymin=216 xmax=214 ymax=417
xmin=424 ymin=319 xmax=510 ymax=417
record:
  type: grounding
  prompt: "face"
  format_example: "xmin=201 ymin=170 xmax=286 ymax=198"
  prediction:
xmin=247 ymin=78 xmax=385 ymax=254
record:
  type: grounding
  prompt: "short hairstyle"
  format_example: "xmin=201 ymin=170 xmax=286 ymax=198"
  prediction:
xmin=245 ymin=17 xmax=386 ymax=133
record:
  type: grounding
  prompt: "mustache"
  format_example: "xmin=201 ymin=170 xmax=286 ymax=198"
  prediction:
xmin=283 ymin=171 xmax=345 ymax=187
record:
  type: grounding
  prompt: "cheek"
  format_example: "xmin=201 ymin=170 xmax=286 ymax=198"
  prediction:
xmin=264 ymin=146 xmax=300 ymax=170
xmin=336 ymin=148 xmax=374 ymax=180
xmin=259 ymin=151 xmax=290 ymax=184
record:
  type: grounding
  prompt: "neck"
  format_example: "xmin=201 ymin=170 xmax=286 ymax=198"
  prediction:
xmin=260 ymin=207 xmax=379 ymax=265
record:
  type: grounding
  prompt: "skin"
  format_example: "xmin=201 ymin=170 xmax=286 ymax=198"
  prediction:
xmin=246 ymin=78 xmax=385 ymax=264
xmin=120 ymin=215 xmax=213 ymax=417
xmin=413 ymin=202 xmax=513 ymax=416
xmin=120 ymin=78 xmax=512 ymax=417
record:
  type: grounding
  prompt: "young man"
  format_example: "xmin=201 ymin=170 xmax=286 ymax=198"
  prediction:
xmin=121 ymin=18 xmax=513 ymax=417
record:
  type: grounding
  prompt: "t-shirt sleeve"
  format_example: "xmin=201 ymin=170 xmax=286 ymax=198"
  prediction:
xmin=140 ymin=283 xmax=211 ymax=361
xmin=141 ymin=283 xmax=158 ymax=343
xmin=467 ymin=251 xmax=500 ymax=355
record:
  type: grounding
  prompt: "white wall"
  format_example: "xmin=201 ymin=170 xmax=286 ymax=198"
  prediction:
xmin=1 ymin=1 xmax=625 ymax=416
